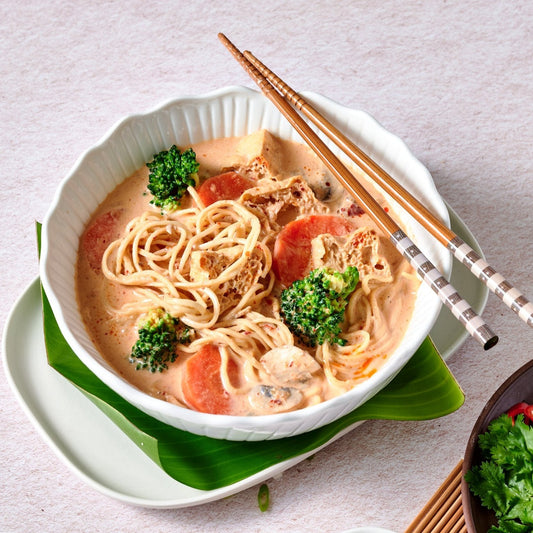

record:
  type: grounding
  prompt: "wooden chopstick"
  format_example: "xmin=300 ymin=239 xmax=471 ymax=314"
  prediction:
xmin=243 ymin=49 xmax=533 ymax=331
xmin=218 ymin=33 xmax=498 ymax=350
xmin=404 ymin=460 xmax=466 ymax=533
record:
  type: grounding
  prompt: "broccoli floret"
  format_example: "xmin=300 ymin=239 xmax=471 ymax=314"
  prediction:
xmin=146 ymin=145 xmax=199 ymax=211
xmin=280 ymin=266 xmax=359 ymax=347
xmin=129 ymin=308 xmax=191 ymax=372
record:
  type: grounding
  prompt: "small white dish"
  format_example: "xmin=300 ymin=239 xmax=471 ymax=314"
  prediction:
xmin=2 ymin=207 xmax=487 ymax=507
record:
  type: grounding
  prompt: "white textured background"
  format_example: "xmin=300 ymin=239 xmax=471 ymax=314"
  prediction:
xmin=1 ymin=1 xmax=532 ymax=532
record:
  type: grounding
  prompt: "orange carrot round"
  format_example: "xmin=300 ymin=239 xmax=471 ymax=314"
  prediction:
xmin=197 ymin=171 xmax=254 ymax=206
xmin=182 ymin=344 xmax=239 ymax=415
xmin=272 ymin=214 xmax=354 ymax=286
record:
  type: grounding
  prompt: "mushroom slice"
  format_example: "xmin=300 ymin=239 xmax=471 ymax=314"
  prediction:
xmin=260 ymin=345 xmax=320 ymax=386
xmin=248 ymin=385 xmax=303 ymax=414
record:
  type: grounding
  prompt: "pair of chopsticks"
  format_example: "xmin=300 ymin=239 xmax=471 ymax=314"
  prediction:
xmin=404 ymin=460 xmax=466 ymax=533
xmin=219 ymin=34 xmax=532 ymax=349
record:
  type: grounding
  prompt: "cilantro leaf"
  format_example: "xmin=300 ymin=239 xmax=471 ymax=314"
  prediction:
xmin=465 ymin=412 xmax=533 ymax=531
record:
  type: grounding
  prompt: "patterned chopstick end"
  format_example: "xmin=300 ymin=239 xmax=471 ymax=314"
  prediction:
xmin=450 ymin=236 xmax=533 ymax=329
xmin=392 ymin=230 xmax=498 ymax=350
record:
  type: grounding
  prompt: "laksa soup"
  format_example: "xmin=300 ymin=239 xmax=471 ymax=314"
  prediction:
xmin=76 ymin=129 xmax=420 ymax=416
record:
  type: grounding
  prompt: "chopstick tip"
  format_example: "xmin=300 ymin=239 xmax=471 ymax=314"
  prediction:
xmin=484 ymin=334 xmax=499 ymax=351
xmin=218 ymin=33 xmax=239 ymax=56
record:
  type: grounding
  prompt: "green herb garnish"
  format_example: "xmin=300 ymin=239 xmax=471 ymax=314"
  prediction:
xmin=464 ymin=412 xmax=533 ymax=532
xmin=257 ymin=483 xmax=270 ymax=512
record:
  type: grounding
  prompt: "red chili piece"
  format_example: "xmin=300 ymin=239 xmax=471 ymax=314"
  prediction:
xmin=506 ymin=401 xmax=532 ymax=425
xmin=524 ymin=404 xmax=533 ymax=424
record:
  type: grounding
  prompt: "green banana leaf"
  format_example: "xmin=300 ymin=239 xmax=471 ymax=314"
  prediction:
xmin=37 ymin=223 xmax=464 ymax=491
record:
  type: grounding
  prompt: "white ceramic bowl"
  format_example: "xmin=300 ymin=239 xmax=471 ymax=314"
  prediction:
xmin=40 ymin=86 xmax=451 ymax=441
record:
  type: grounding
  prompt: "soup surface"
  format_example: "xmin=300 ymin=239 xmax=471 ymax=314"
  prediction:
xmin=76 ymin=129 xmax=420 ymax=416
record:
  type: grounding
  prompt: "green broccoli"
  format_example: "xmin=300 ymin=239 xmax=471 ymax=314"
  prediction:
xmin=129 ymin=308 xmax=191 ymax=372
xmin=280 ymin=266 xmax=359 ymax=347
xmin=146 ymin=145 xmax=199 ymax=211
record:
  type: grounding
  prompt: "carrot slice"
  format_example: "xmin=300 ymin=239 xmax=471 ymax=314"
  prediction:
xmin=272 ymin=215 xmax=355 ymax=286
xmin=197 ymin=171 xmax=254 ymax=206
xmin=181 ymin=344 xmax=239 ymax=415
xmin=81 ymin=209 xmax=123 ymax=272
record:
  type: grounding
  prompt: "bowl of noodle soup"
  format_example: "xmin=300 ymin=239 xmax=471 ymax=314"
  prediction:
xmin=40 ymin=86 xmax=451 ymax=441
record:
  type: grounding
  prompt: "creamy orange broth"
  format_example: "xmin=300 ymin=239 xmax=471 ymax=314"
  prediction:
xmin=76 ymin=131 xmax=420 ymax=415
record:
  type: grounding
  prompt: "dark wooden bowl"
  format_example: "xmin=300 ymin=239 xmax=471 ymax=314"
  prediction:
xmin=461 ymin=358 xmax=533 ymax=532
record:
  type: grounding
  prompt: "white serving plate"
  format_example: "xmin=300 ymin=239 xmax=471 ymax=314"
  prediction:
xmin=3 ymin=206 xmax=487 ymax=508
xmin=40 ymin=86 xmax=452 ymax=441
